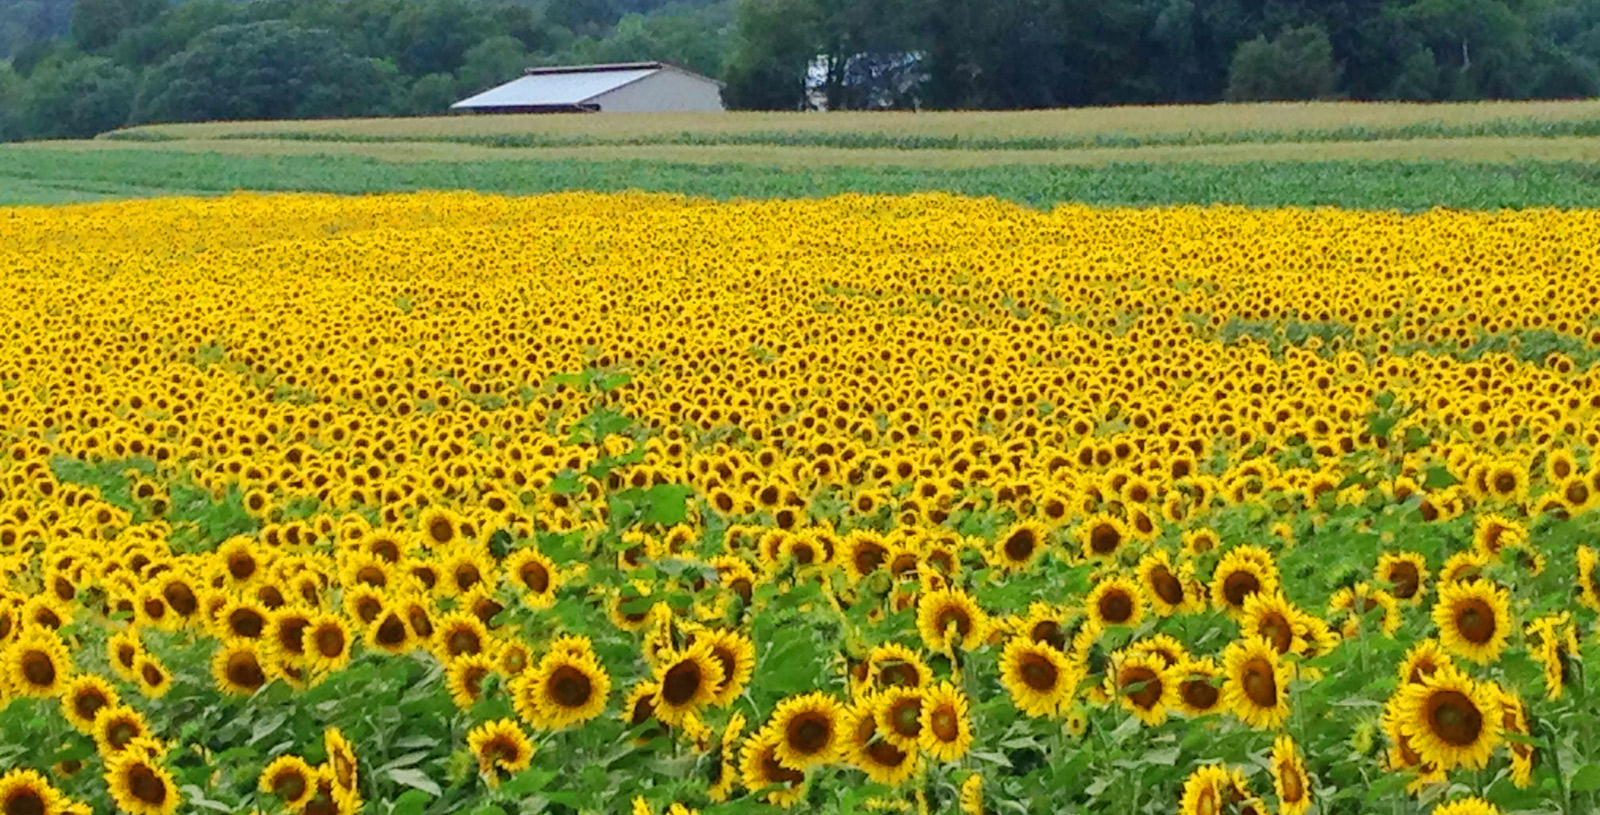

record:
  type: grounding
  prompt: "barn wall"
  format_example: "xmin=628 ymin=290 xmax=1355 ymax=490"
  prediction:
xmin=590 ymin=71 xmax=724 ymax=113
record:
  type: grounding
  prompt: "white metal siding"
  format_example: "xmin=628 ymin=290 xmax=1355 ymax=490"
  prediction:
xmin=589 ymin=71 xmax=724 ymax=113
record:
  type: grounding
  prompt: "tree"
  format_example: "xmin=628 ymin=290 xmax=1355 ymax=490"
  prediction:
xmin=723 ymin=0 xmax=815 ymax=109
xmin=19 ymin=53 xmax=136 ymax=138
xmin=132 ymin=21 xmax=387 ymax=124
xmin=0 ymin=63 xmax=24 ymax=140
xmin=458 ymin=35 xmax=528 ymax=95
xmin=71 ymin=0 xmax=166 ymax=52
xmin=385 ymin=0 xmax=491 ymax=77
xmin=1225 ymin=24 xmax=1342 ymax=101
xmin=406 ymin=72 xmax=461 ymax=114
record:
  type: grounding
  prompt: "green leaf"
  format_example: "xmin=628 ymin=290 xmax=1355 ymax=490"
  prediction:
xmin=386 ymin=767 xmax=442 ymax=796
xmin=391 ymin=789 xmax=431 ymax=815
xmin=1571 ymin=764 xmax=1600 ymax=792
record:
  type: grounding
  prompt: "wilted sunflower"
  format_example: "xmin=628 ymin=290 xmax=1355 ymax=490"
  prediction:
xmin=1211 ymin=546 xmax=1279 ymax=616
xmin=771 ymin=692 xmax=844 ymax=770
xmin=999 ymin=636 xmax=1075 ymax=718
xmin=91 ymin=703 xmax=151 ymax=757
xmin=1271 ymin=734 xmax=1312 ymax=815
xmin=915 ymin=587 xmax=987 ymax=652
xmin=1085 ymin=575 xmax=1145 ymax=628
xmin=60 ymin=673 xmax=120 ymax=733
xmin=513 ymin=647 xmax=611 ymax=730
xmin=467 ymin=718 xmax=535 ymax=786
xmin=104 ymin=746 xmax=179 ymax=815
xmin=0 ymin=768 xmax=63 ymax=815
xmin=845 ymin=700 xmax=918 ymax=785
xmin=740 ymin=726 xmax=807 ymax=809
xmin=1222 ymin=637 xmax=1291 ymax=730
xmin=3 ymin=627 xmax=72 ymax=697
xmin=652 ymin=640 xmax=725 ymax=726
xmin=1432 ymin=580 xmax=1511 ymax=665
xmin=258 ymin=754 xmax=316 ymax=810
xmin=1111 ymin=650 xmax=1176 ymax=726
xmin=1394 ymin=665 xmax=1502 ymax=771
xmin=211 ymin=638 xmax=272 ymax=696
xmin=918 ymin=682 xmax=972 ymax=762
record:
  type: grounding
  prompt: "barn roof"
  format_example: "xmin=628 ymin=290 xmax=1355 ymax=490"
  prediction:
xmin=452 ymin=62 xmax=696 ymax=111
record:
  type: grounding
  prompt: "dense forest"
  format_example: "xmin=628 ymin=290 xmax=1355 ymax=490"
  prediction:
xmin=1 ymin=0 xmax=1598 ymax=140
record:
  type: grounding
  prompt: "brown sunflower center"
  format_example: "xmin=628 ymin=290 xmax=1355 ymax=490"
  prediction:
xmin=4 ymin=787 xmax=45 ymax=815
xmin=228 ymin=553 xmax=256 ymax=581
xmin=1455 ymin=599 xmax=1497 ymax=644
xmin=228 ymin=652 xmax=266 ymax=690
xmin=1240 ymin=658 xmax=1278 ymax=707
xmin=483 ymin=734 xmax=520 ymax=764
xmin=521 ymin=562 xmax=550 ymax=593
xmin=930 ymin=706 xmax=959 ymax=741
xmin=20 ymin=651 xmax=55 ymax=687
xmin=889 ymin=699 xmax=922 ymax=737
xmin=128 ymin=764 xmax=168 ymax=805
xmin=1089 ymin=524 xmax=1121 ymax=555
xmin=1149 ymin=566 xmax=1184 ymax=605
xmin=315 ymin=626 xmax=347 ymax=657
xmin=428 ymin=519 xmax=454 ymax=544
xmin=935 ymin=605 xmax=972 ymax=638
xmin=865 ymin=738 xmax=909 ymax=767
xmin=549 ymin=665 xmax=594 ymax=709
xmin=230 ymin=608 xmax=265 ymax=639
xmin=1018 ymin=653 xmax=1059 ymax=691
xmin=374 ymin=614 xmax=408 ymax=647
xmin=1222 ymin=571 xmax=1262 ymax=607
xmin=662 ymin=660 xmax=704 ymax=706
xmin=1003 ymin=529 xmax=1037 ymax=563
xmin=271 ymin=770 xmax=307 ymax=802
xmin=1181 ymin=677 xmax=1219 ymax=710
xmin=1120 ymin=666 xmax=1163 ymax=709
xmin=787 ymin=712 xmax=831 ymax=755
xmin=278 ymin=619 xmax=309 ymax=654
xmin=1493 ymin=472 xmax=1517 ymax=494
xmin=1388 ymin=563 xmax=1420 ymax=599
xmin=74 ymin=689 xmax=108 ymax=720
xmin=107 ymin=720 xmax=139 ymax=750
xmin=460 ymin=665 xmax=489 ymax=699
xmin=761 ymin=749 xmax=805 ymax=785
xmin=1259 ymin=614 xmax=1294 ymax=654
xmin=1279 ymin=762 xmax=1305 ymax=801
xmin=141 ymin=663 xmax=165 ymax=687
xmin=878 ymin=661 xmax=918 ymax=688
xmin=1427 ymin=690 xmax=1483 ymax=746
xmin=1097 ymin=590 xmax=1133 ymax=624
xmin=447 ymin=629 xmax=481 ymax=656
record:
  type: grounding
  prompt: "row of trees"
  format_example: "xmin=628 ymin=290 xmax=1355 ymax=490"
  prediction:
xmin=2 ymin=0 xmax=1598 ymax=141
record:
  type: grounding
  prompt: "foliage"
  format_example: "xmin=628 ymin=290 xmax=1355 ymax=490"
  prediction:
xmin=16 ymin=53 xmax=136 ymax=139
xmin=1225 ymin=25 xmax=1343 ymax=102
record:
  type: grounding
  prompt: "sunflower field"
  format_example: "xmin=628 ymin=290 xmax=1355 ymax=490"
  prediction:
xmin=2 ymin=192 xmax=1599 ymax=815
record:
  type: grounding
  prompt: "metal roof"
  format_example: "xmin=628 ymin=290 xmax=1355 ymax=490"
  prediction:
xmin=451 ymin=66 xmax=659 ymax=110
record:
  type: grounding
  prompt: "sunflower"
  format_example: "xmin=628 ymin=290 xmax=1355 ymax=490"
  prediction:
xmin=1211 ymin=546 xmax=1279 ymax=616
xmin=91 ymin=703 xmax=151 ymax=757
xmin=1077 ymin=513 xmax=1128 ymax=560
xmin=864 ymin=641 xmax=931 ymax=692
xmin=843 ymin=699 xmax=918 ymax=785
xmin=418 ymin=507 xmax=463 ymax=549
xmin=258 ymin=754 xmax=316 ymax=809
xmin=1270 ymin=734 xmax=1312 ymax=815
xmin=467 ymin=718 xmax=535 ymax=786
xmin=1174 ymin=657 xmax=1223 ymax=717
xmin=60 ymin=673 xmax=120 ymax=733
xmin=915 ymin=587 xmax=988 ymax=652
xmin=323 ymin=727 xmax=359 ymax=793
xmin=104 ymin=747 xmax=179 ymax=815
xmin=1580 ymin=546 xmax=1600 ymax=612
xmin=513 ymin=647 xmax=611 ymax=730
xmin=432 ymin=611 xmax=489 ymax=662
xmin=652 ymin=640 xmax=725 ymax=726
xmin=0 ymin=769 xmax=63 ymax=815
xmin=872 ymin=686 xmax=925 ymax=752
xmin=918 ymin=682 xmax=972 ymax=762
xmin=268 ymin=608 xmax=313 ymax=668
xmin=211 ymin=638 xmax=272 ymax=696
xmin=1178 ymin=764 xmax=1232 ymax=815
xmin=3 ymin=627 xmax=72 ymax=697
xmin=707 ymin=712 xmax=745 ymax=802
xmin=1137 ymin=550 xmax=1199 ymax=616
xmin=302 ymin=613 xmax=352 ymax=675
xmin=1394 ymin=665 xmax=1502 ymax=771
xmin=1240 ymin=592 xmax=1307 ymax=655
xmin=1492 ymin=685 xmax=1535 ymax=789
xmin=958 ymin=773 xmax=983 ymax=815
xmin=1525 ymin=612 xmax=1580 ymax=700
xmin=300 ymin=767 xmax=360 ymax=815
xmin=1111 ymin=650 xmax=1176 ymax=726
xmin=1085 ymin=575 xmax=1145 ymax=628
xmin=999 ymin=636 xmax=1076 ymax=718
xmin=1432 ymin=580 xmax=1511 ymax=665
xmin=365 ymin=607 xmax=413 ymax=655
xmin=1431 ymin=797 xmax=1501 ymax=815
xmin=1181 ymin=527 xmax=1221 ymax=558
xmin=1482 ymin=460 xmax=1529 ymax=503
xmin=1375 ymin=551 xmax=1428 ymax=605
xmin=216 ymin=598 xmax=269 ymax=641
xmin=992 ymin=521 xmax=1047 ymax=572
xmin=1222 ymin=637 xmax=1291 ymax=730
xmin=770 ymin=692 xmax=843 ymax=770
xmin=446 ymin=652 xmax=498 ymax=709
xmin=132 ymin=655 xmax=171 ymax=699
xmin=1329 ymin=582 xmax=1402 ymax=639
xmin=691 ymin=627 xmax=755 ymax=707
xmin=740 ymin=726 xmax=807 ymax=809
xmin=504 ymin=547 xmax=561 ymax=609
xmin=106 ymin=628 xmax=143 ymax=683
xmin=1398 ymin=639 xmax=1453 ymax=685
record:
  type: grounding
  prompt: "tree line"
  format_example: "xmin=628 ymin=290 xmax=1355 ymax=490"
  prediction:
xmin=0 ymin=0 xmax=1596 ymax=141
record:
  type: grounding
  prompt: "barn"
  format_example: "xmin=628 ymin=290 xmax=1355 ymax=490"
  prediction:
xmin=450 ymin=62 xmax=724 ymax=114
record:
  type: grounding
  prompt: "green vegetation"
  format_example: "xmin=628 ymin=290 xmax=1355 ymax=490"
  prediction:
xmin=6 ymin=146 xmax=1600 ymax=210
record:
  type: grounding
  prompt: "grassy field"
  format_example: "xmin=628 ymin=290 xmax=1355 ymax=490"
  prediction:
xmin=4 ymin=100 xmax=1600 ymax=207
